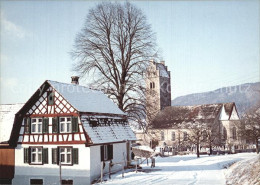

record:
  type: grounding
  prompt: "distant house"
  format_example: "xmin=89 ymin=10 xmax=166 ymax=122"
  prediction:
xmin=147 ymin=102 xmax=245 ymax=151
xmin=4 ymin=77 xmax=136 ymax=185
xmin=0 ymin=104 xmax=24 ymax=185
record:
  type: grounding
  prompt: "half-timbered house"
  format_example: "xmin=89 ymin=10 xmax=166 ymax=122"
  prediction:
xmin=9 ymin=77 xmax=136 ymax=185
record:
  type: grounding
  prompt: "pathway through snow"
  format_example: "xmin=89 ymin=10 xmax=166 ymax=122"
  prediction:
xmin=96 ymin=153 xmax=257 ymax=185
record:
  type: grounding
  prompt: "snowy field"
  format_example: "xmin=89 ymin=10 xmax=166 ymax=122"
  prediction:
xmin=96 ymin=153 xmax=258 ymax=185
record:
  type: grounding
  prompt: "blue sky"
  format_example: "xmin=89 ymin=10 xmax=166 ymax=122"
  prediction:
xmin=0 ymin=0 xmax=259 ymax=104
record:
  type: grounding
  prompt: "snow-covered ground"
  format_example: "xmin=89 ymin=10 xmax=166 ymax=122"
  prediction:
xmin=96 ymin=153 xmax=257 ymax=185
xmin=226 ymin=154 xmax=260 ymax=185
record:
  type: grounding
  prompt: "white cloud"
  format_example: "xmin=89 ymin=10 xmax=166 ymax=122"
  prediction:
xmin=1 ymin=11 xmax=26 ymax=39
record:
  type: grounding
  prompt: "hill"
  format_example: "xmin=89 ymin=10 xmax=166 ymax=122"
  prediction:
xmin=171 ymin=82 xmax=260 ymax=116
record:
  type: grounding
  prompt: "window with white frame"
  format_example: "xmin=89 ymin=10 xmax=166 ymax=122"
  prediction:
xmin=60 ymin=148 xmax=72 ymax=164
xmin=59 ymin=117 xmax=72 ymax=133
xmin=31 ymin=147 xmax=42 ymax=164
xmin=31 ymin=118 xmax=42 ymax=133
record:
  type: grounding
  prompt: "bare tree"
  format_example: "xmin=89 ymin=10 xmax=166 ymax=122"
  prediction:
xmin=204 ymin=120 xmax=222 ymax=155
xmin=186 ymin=121 xmax=207 ymax=158
xmin=72 ymin=2 xmax=157 ymax=128
xmin=241 ymin=106 xmax=260 ymax=154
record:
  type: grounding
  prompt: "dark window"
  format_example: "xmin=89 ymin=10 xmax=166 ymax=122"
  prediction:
xmin=30 ymin=179 xmax=43 ymax=185
xmin=232 ymin=127 xmax=237 ymax=140
xmin=150 ymin=82 xmax=155 ymax=89
xmin=100 ymin=144 xmax=113 ymax=161
xmin=62 ymin=180 xmax=73 ymax=185
xmin=223 ymin=127 xmax=227 ymax=140
xmin=171 ymin=131 xmax=175 ymax=141
xmin=161 ymin=131 xmax=164 ymax=141
xmin=47 ymin=91 xmax=54 ymax=105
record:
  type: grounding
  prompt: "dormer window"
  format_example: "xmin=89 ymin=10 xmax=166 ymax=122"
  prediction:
xmin=31 ymin=118 xmax=42 ymax=133
xmin=47 ymin=91 xmax=54 ymax=105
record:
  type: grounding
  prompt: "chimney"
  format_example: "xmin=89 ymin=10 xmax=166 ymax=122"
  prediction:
xmin=160 ymin=61 xmax=165 ymax=66
xmin=71 ymin=76 xmax=79 ymax=85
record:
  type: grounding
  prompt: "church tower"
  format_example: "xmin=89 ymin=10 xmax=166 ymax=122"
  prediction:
xmin=146 ymin=60 xmax=171 ymax=123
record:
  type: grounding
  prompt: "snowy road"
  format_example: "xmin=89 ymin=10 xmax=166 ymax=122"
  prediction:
xmin=97 ymin=153 xmax=257 ymax=185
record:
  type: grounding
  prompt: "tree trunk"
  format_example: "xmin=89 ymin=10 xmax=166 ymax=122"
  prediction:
xmin=209 ymin=144 xmax=212 ymax=155
xmin=196 ymin=144 xmax=200 ymax=158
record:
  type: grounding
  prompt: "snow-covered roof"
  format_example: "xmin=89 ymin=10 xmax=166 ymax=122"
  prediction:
xmin=156 ymin=63 xmax=169 ymax=78
xmin=81 ymin=115 xmax=136 ymax=144
xmin=152 ymin=102 xmax=236 ymax=128
xmin=47 ymin=80 xmax=125 ymax=115
xmin=0 ymin=104 xmax=24 ymax=143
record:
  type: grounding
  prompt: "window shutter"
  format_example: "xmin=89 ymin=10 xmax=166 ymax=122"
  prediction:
xmin=52 ymin=148 xmax=57 ymax=164
xmin=72 ymin=117 xmax=79 ymax=133
xmin=108 ymin=144 xmax=113 ymax=160
xmin=43 ymin=118 xmax=49 ymax=133
xmin=24 ymin=118 xmax=31 ymax=134
xmin=52 ymin=117 xmax=59 ymax=133
xmin=43 ymin=148 xmax=48 ymax=164
xmin=100 ymin=146 xmax=104 ymax=161
xmin=24 ymin=148 xmax=29 ymax=163
xmin=72 ymin=148 xmax=79 ymax=164
xmin=28 ymin=147 xmax=31 ymax=163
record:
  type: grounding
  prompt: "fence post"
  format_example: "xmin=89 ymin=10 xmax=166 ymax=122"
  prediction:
xmin=109 ymin=161 xmax=112 ymax=179
xmin=122 ymin=164 xmax=124 ymax=178
xmin=101 ymin=162 xmax=103 ymax=183
xmin=135 ymin=158 xmax=138 ymax=173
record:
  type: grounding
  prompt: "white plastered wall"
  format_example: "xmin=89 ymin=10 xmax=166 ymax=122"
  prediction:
xmin=90 ymin=142 xmax=127 ymax=183
xmin=13 ymin=144 xmax=91 ymax=185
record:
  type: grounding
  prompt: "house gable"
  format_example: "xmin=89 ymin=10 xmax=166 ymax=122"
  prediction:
xmin=229 ymin=105 xmax=240 ymax=120
xmin=9 ymin=81 xmax=87 ymax=146
xmin=26 ymin=84 xmax=77 ymax=116
xmin=219 ymin=105 xmax=229 ymax=121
